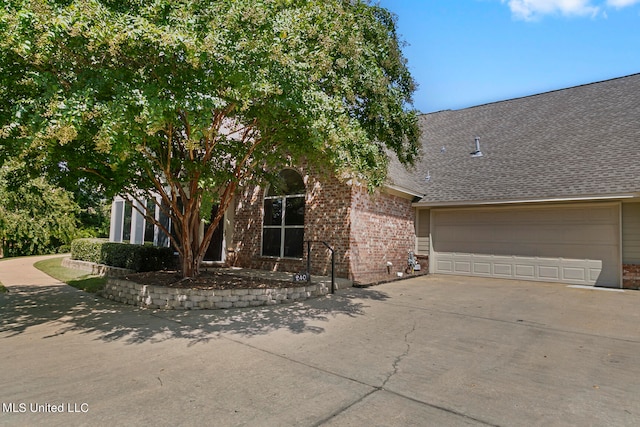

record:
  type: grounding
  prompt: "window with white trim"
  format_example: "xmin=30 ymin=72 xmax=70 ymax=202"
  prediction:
xmin=262 ymin=169 xmax=305 ymax=258
xmin=109 ymin=196 xmax=170 ymax=247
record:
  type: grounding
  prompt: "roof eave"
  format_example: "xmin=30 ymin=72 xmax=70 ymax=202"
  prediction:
xmin=412 ymin=193 xmax=640 ymax=208
xmin=384 ymin=184 xmax=425 ymax=199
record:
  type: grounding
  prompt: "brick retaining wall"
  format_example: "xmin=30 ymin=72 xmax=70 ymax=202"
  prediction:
xmin=101 ymin=278 xmax=329 ymax=310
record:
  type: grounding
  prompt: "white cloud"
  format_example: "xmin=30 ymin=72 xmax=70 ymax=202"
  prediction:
xmin=502 ymin=0 xmax=640 ymax=20
xmin=502 ymin=0 xmax=600 ymax=20
xmin=607 ymin=0 xmax=640 ymax=7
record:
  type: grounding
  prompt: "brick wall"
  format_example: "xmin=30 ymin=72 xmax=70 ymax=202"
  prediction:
xmin=348 ymin=186 xmax=416 ymax=284
xmin=622 ymin=264 xmax=640 ymax=290
xmin=232 ymin=163 xmax=352 ymax=278
xmin=231 ymin=164 xmax=417 ymax=285
xmin=303 ymin=168 xmax=352 ymax=278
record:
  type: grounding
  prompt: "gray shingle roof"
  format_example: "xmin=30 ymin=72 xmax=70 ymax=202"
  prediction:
xmin=388 ymin=73 xmax=640 ymax=205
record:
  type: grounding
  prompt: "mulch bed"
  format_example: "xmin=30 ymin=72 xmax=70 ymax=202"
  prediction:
xmin=123 ymin=270 xmax=300 ymax=290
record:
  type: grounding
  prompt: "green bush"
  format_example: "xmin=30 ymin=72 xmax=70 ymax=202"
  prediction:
xmin=100 ymin=242 xmax=135 ymax=269
xmin=71 ymin=238 xmax=175 ymax=272
xmin=131 ymin=245 xmax=177 ymax=272
xmin=71 ymin=238 xmax=105 ymax=264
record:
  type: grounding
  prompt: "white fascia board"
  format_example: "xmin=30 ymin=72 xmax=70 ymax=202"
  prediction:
xmin=384 ymin=184 xmax=425 ymax=199
xmin=412 ymin=193 xmax=639 ymax=208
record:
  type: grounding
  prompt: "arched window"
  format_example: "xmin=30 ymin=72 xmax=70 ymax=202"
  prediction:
xmin=262 ymin=169 xmax=305 ymax=258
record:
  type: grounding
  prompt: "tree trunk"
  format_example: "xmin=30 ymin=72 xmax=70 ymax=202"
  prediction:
xmin=180 ymin=250 xmax=198 ymax=277
xmin=167 ymin=179 xmax=237 ymax=278
xmin=184 ymin=207 xmax=200 ymax=278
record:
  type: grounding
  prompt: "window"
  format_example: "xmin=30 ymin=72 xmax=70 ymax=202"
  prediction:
xmin=109 ymin=196 xmax=171 ymax=247
xmin=111 ymin=200 xmax=125 ymax=243
xmin=144 ymin=199 xmax=156 ymax=243
xmin=122 ymin=202 xmax=133 ymax=242
xmin=262 ymin=169 xmax=305 ymax=258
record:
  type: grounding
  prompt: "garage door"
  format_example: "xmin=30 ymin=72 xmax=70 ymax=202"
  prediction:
xmin=431 ymin=204 xmax=620 ymax=287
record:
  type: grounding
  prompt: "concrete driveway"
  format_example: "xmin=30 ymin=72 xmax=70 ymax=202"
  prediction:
xmin=1 ymin=256 xmax=639 ymax=426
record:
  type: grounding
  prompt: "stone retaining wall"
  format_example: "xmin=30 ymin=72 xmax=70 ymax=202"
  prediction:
xmin=62 ymin=258 xmax=134 ymax=277
xmin=101 ymin=278 xmax=329 ymax=310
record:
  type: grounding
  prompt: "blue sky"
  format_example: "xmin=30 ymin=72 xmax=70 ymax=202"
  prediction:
xmin=377 ymin=0 xmax=640 ymax=113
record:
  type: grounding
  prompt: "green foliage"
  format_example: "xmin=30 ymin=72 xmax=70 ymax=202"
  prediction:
xmin=1 ymin=0 xmax=420 ymax=276
xmin=71 ymin=181 xmax=111 ymax=239
xmin=71 ymin=238 xmax=106 ymax=264
xmin=0 ymin=161 xmax=80 ymax=257
xmin=67 ymin=276 xmax=107 ymax=294
xmin=102 ymin=243 xmax=176 ymax=272
xmin=100 ymin=243 xmax=135 ymax=270
xmin=71 ymin=238 xmax=175 ymax=272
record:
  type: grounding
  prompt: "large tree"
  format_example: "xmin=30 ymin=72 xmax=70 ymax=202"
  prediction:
xmin=0 ymin=161 xmax=80 ymax=257
xmin=0 ymin=0 xmax=420 ymax=277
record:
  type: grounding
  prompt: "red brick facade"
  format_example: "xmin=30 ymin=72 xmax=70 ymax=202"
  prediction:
xmin=348 ymin=185 xmax=416 ymax=284
xmin=622 ymin=264 xmax=640 ymax=290
xmin=231 ymin=164 xmax=417 ymax=285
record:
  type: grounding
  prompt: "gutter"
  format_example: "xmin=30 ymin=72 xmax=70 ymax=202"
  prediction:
xmin=412 ymin=193 xmax=639 ymax=208
xmin=384 ymin=184 xmax=425 ymax=199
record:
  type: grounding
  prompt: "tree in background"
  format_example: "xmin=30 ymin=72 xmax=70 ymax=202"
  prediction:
xmin=0 ymin=161 xmax=80 ymax=257
xmin=1 ymin=0 xmax=420 ymax=276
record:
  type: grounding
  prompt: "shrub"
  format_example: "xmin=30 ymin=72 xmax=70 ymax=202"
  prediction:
xmin=100 ymin=242 xmax=135 ymax=270
xmin=131 ymin=245 xmax=176 ymax=272
xmin=71 ymin=238 xmax=106 ymax=264
xmin=71 ymin=238 xmax=175 ymax=272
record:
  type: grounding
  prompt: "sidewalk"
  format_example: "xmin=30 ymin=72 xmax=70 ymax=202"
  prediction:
xmin=0 ymin=254 xmax=66 ymax=287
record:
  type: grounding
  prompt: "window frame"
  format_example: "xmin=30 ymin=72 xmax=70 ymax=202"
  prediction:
xmin=110 ymin=195 xmax=171 ymax=247
xmin=261 ymin=171 xmax=306 ymax=259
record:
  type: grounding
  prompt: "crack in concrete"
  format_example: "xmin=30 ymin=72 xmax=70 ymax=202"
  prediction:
xmin=382 ymin=320 xmax=416 ymax=389
xmin=378 ymin=300 xmax=640 ymax=344
xmin=123 ymin=308 xmax=501 ymax=426
xmin=147 ymin=307 xmax=499 ymax=426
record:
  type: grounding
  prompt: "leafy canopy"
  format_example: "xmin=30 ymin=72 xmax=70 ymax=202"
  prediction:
xmin=0 ymin=0 xmax=420 ymax=275
xmin=0 ymin=161 xmax=80 ymax=256
xmin=1 ymin=0 xmax=419 ymax=185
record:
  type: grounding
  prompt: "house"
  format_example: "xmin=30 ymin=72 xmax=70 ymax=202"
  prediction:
xmin=392 ymin=73 xmax=640 ymax=289
xmin=110 ymin=73 xmax=640 ymax=288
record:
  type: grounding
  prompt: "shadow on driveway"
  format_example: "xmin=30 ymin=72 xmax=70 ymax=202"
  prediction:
xmin=0 ymin=284 xmax=389 ymax=345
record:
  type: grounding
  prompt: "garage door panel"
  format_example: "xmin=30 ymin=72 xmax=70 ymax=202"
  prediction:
xmin=432 ymin=204 xmax=620 ymax=287
xmin=539 ymin=265 xmax=561 ymax=280
xmin=454 ymin=260 xmax=472 ymax=273
xmin=436 ymin=259 xmax=454 ymax=273
xmin=562 ymin=266 xmax=586 ymax=281
xmin=493 ymin=263 xmax=513 ymax=276
xmin=514 ymin=263 xmax=536 ymax=279
xmin=473 ymin=261 xmax=491 ymax=275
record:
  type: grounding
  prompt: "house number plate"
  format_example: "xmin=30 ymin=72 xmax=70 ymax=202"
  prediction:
xmin=293 ymin=272 xmax=309 ymax=282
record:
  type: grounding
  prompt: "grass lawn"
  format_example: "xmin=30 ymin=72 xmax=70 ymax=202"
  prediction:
xmin=34 ymin=257 xmax=107 ymax=293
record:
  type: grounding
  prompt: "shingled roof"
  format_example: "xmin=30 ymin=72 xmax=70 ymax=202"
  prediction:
xmin=388 ymin=73 xmax=640 ymax=206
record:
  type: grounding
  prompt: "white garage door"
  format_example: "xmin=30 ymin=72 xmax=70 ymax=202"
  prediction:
xmin=431 ymin=203 xmax=620 ymax=287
